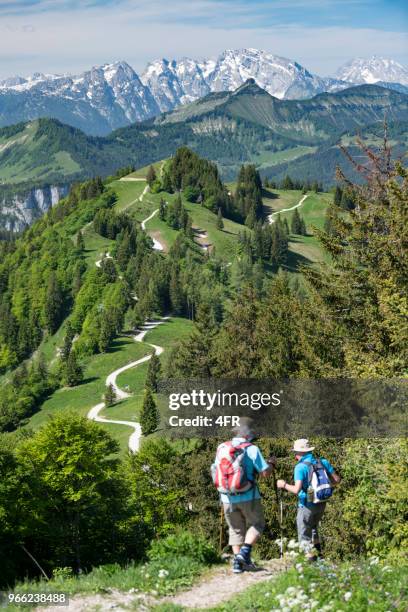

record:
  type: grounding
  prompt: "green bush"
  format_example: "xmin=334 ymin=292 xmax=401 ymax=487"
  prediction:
xmin=148 ymin=530 xmax=219 ymax=565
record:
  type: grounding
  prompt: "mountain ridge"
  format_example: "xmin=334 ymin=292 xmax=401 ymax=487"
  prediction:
xmin=0 ymin=50 xmax=407 ymax=135
xmin=1 ymin=81 xmax=407 ymax=230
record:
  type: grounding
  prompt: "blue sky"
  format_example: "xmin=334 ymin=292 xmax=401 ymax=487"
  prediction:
xmin=0 ymin=0 xmax=407 ymax=79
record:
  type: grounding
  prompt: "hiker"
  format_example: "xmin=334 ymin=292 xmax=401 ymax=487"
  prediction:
xmin=276 ymin=439 xmax=340 ymax=559
xmin=212 ymin=418 xmax=275 ymax=573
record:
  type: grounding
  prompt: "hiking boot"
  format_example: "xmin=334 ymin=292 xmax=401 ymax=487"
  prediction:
xmin=232 ymin=556 xmax=243 ymax=574
xmin=236 ymin=547 xmax=256 ymax=571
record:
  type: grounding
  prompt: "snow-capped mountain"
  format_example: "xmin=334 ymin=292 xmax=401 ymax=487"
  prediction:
xmin=141 ymin=48 xmax=345 ymax=110
xmin=336 ymin=56 xmax=408 ymax=86
xmin=0 ymin=51 xmax=407 ymax=135
xmin=0 ymin=61 xmax=159 ymax=134
xmin=141 ymin=58 xmax=211 ymax=112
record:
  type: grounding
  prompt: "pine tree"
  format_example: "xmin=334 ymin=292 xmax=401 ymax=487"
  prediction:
xmin=159 ymin=198 xmax=166 ymax=220
xmin=76 ymin=230 xmax=85 ymax=250
xmin=104 ymin=383 xmax=116 ymax=407
xmin=216 ymin=208 xmax=224 ymax=230
xmin=98 ymin=311 xmax=115 ymax=353
xmin=300 ymin=217 xmax=307 ymax=236
xmin=45 ymin=272 xmax=63 ymax=334
xmin=161 ymin=170 xmax=173 ymax=193
xmin=334 ymin=185 xmax=342 ymax=206
xmin=61 ymin=321 xmax=75 ymax=361
xmin=245 ymin=206 xmax=257 ymax=229
xmin=169 ymin=267 xmax=184 ymax=314
xmin=140 ymin=388 xmax=159 ymax=435
xmin=281 ymin=175 xmax=294 ymax=190
xmin=290 ymin=208 xmax=302 ymax=234
xmin=63 ymin=351 xmax=83 ymax=387
xmin=170 ymin=302 xmax=218 ymax=378
xmin=146 ymin=352 xmax=161 ymax=392
xmin=146 ymin=165 xmax=157 ymax=188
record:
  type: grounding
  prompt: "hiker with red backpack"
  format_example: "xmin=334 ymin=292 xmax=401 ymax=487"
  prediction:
xmin=212 ymin=418 xmax=275 ymax=573
xmin=276 ymin=439 xmax=341 ymax=559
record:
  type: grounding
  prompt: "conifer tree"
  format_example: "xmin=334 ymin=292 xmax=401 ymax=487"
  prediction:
xmin=170 ymin=302 xmax=217 ymax=378
xmin=104 ymin=383 xmax=116 ymax=407
xmin=45 ymin=272 xmax=63 ymax=334
xmin=291 ymin=208 xmax=303 ymax=234
xmin=61 ymin=321 xmax=75 ymax=361
xmin=146 ymin=352 xmax=161 ymax=392
xmin=334 ymin=185 xmax=343 ymax=206
xmin=216 ymin=208 xmax=224 ymax=230
xmin=281 ymin=175 xmax=294 ymax=190
xmin=169 ymin=267 xmax=184 ymax=314
xmin=140 ymin=388 xmax=159 ymax=435
xmin=63 ymin=351 xmax=83 ymax=387
xmin=146 ymin=165 xmax=157 ymax=188
xmin=76 ymin=230 xmax=85 ymax=251
xmin=159 ymin=198 xmax=166 ymax=220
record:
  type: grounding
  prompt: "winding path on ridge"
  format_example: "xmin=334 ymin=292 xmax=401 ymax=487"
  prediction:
xmin=87 ymin=318 xmax=169 ymax=452
xmin=88 ymin=208 xmax=168 ymax=452
xmin=267 ymin=194 xmax=308 ymax=224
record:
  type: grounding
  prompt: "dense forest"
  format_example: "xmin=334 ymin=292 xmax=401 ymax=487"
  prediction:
xmin=0 ymin=143 xmax=407 ymax=593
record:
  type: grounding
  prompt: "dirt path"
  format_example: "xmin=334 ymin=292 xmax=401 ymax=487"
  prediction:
xmin=47 ymin=559 xmax=287 ymax=611
xmin=95 ymin=251 xmax=112 ymax=268
xmin=268 ymin=194 xmax=308 ymax=224
xmin=119 ymin=177 xmax=146 ymax=182
xmin=163 ymin=558 xmax=287 ymax=609
xmin=141 ymin=207 xmax=164 ymax=251
xmin=87 ymin=317 xmax=169 ymax=453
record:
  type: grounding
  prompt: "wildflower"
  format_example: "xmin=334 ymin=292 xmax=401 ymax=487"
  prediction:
xmin=158 ymin=569 xmax=169 ymax=579
xmin=295 ymin=563 xmax=303 ymax=572
xmin=369 ymin=556 xmax=379 ymax=566
xmin=344 ymin=591 xmax=352 ymax=602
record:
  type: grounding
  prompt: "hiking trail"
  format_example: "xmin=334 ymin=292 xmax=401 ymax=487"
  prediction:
xmin=141 ymin=207 xmax=164 ymax=251
xmin=268 ymin=194 xmax=308 ymax=224
xmin=87 ymin=317 xmax=169 ymax=452
xmin=42 ymin=559 xmax=288 ymax=611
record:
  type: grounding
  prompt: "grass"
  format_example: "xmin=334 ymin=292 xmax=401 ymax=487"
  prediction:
xmin=105 ymin=172 xmax=247 ymax=260
xmin=208 ymin=557 xmax=408 ymax=612
xmin=7 ymin=532 xmax=219 ymax=608
xmin=26 ymin=317 xmax=193 ymax=454
xmin=111 ymin=179 xmax=147 ymax=212
xmin=26 ymin=336 xmax=151 ymax=444
xmin=253 ymin=146 xmax=317 ymax=168
xmin=127 ymin=160 xmax=165 ymax=179
xmin=262 ymin=189 xmax=332 ymax=268
xmin=102 ymin=317 xmax=194 ymax=425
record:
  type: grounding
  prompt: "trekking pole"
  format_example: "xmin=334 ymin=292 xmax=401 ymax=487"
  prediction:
xmin=219 ymin=504 xmax=224 ymax=555
xmin=270 ymin=457 xmax=284 ymax=559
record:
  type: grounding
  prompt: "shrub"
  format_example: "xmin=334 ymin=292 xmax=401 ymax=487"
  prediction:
xmin=148 ymin=530 xmax=219 ymax=565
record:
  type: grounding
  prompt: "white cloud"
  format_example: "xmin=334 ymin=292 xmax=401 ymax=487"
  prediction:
xmin=0 ymin=0 xmax=406 ymax=78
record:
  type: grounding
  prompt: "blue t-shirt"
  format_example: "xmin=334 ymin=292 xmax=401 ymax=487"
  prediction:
xmin=294 ymin=452 xmax=335 ymax=508
xmin=219 ymin=438 xmax=269 ymax=504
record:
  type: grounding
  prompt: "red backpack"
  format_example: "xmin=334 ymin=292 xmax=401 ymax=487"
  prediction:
xmin=211 ymin=441 xmax=254 ymax=494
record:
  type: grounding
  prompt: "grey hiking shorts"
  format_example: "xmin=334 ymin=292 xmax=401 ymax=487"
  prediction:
xmin=297 ymin=504 xmax=326 ymax=548
xmin=223 ymin=499 xmax=265 ymax=546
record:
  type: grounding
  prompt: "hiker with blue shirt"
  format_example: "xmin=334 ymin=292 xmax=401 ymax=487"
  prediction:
xmin=212 ymin=418 xmax=275 ymax=573
xmin=276 ymin=439 xmax=341 ymax=559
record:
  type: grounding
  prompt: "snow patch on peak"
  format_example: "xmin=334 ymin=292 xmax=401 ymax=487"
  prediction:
xmin=336 ymin=56 xmax=408 ymax=86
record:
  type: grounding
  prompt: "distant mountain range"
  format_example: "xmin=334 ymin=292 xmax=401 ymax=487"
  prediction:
xmin=0 ymin=50 xmax=407 ymax=135
xmin=1 ymin=80 xmax=408 ymax=230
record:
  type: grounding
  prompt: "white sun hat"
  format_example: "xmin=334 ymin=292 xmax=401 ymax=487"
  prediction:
xmin=291 ymin=438 xmax=315 ymax=452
